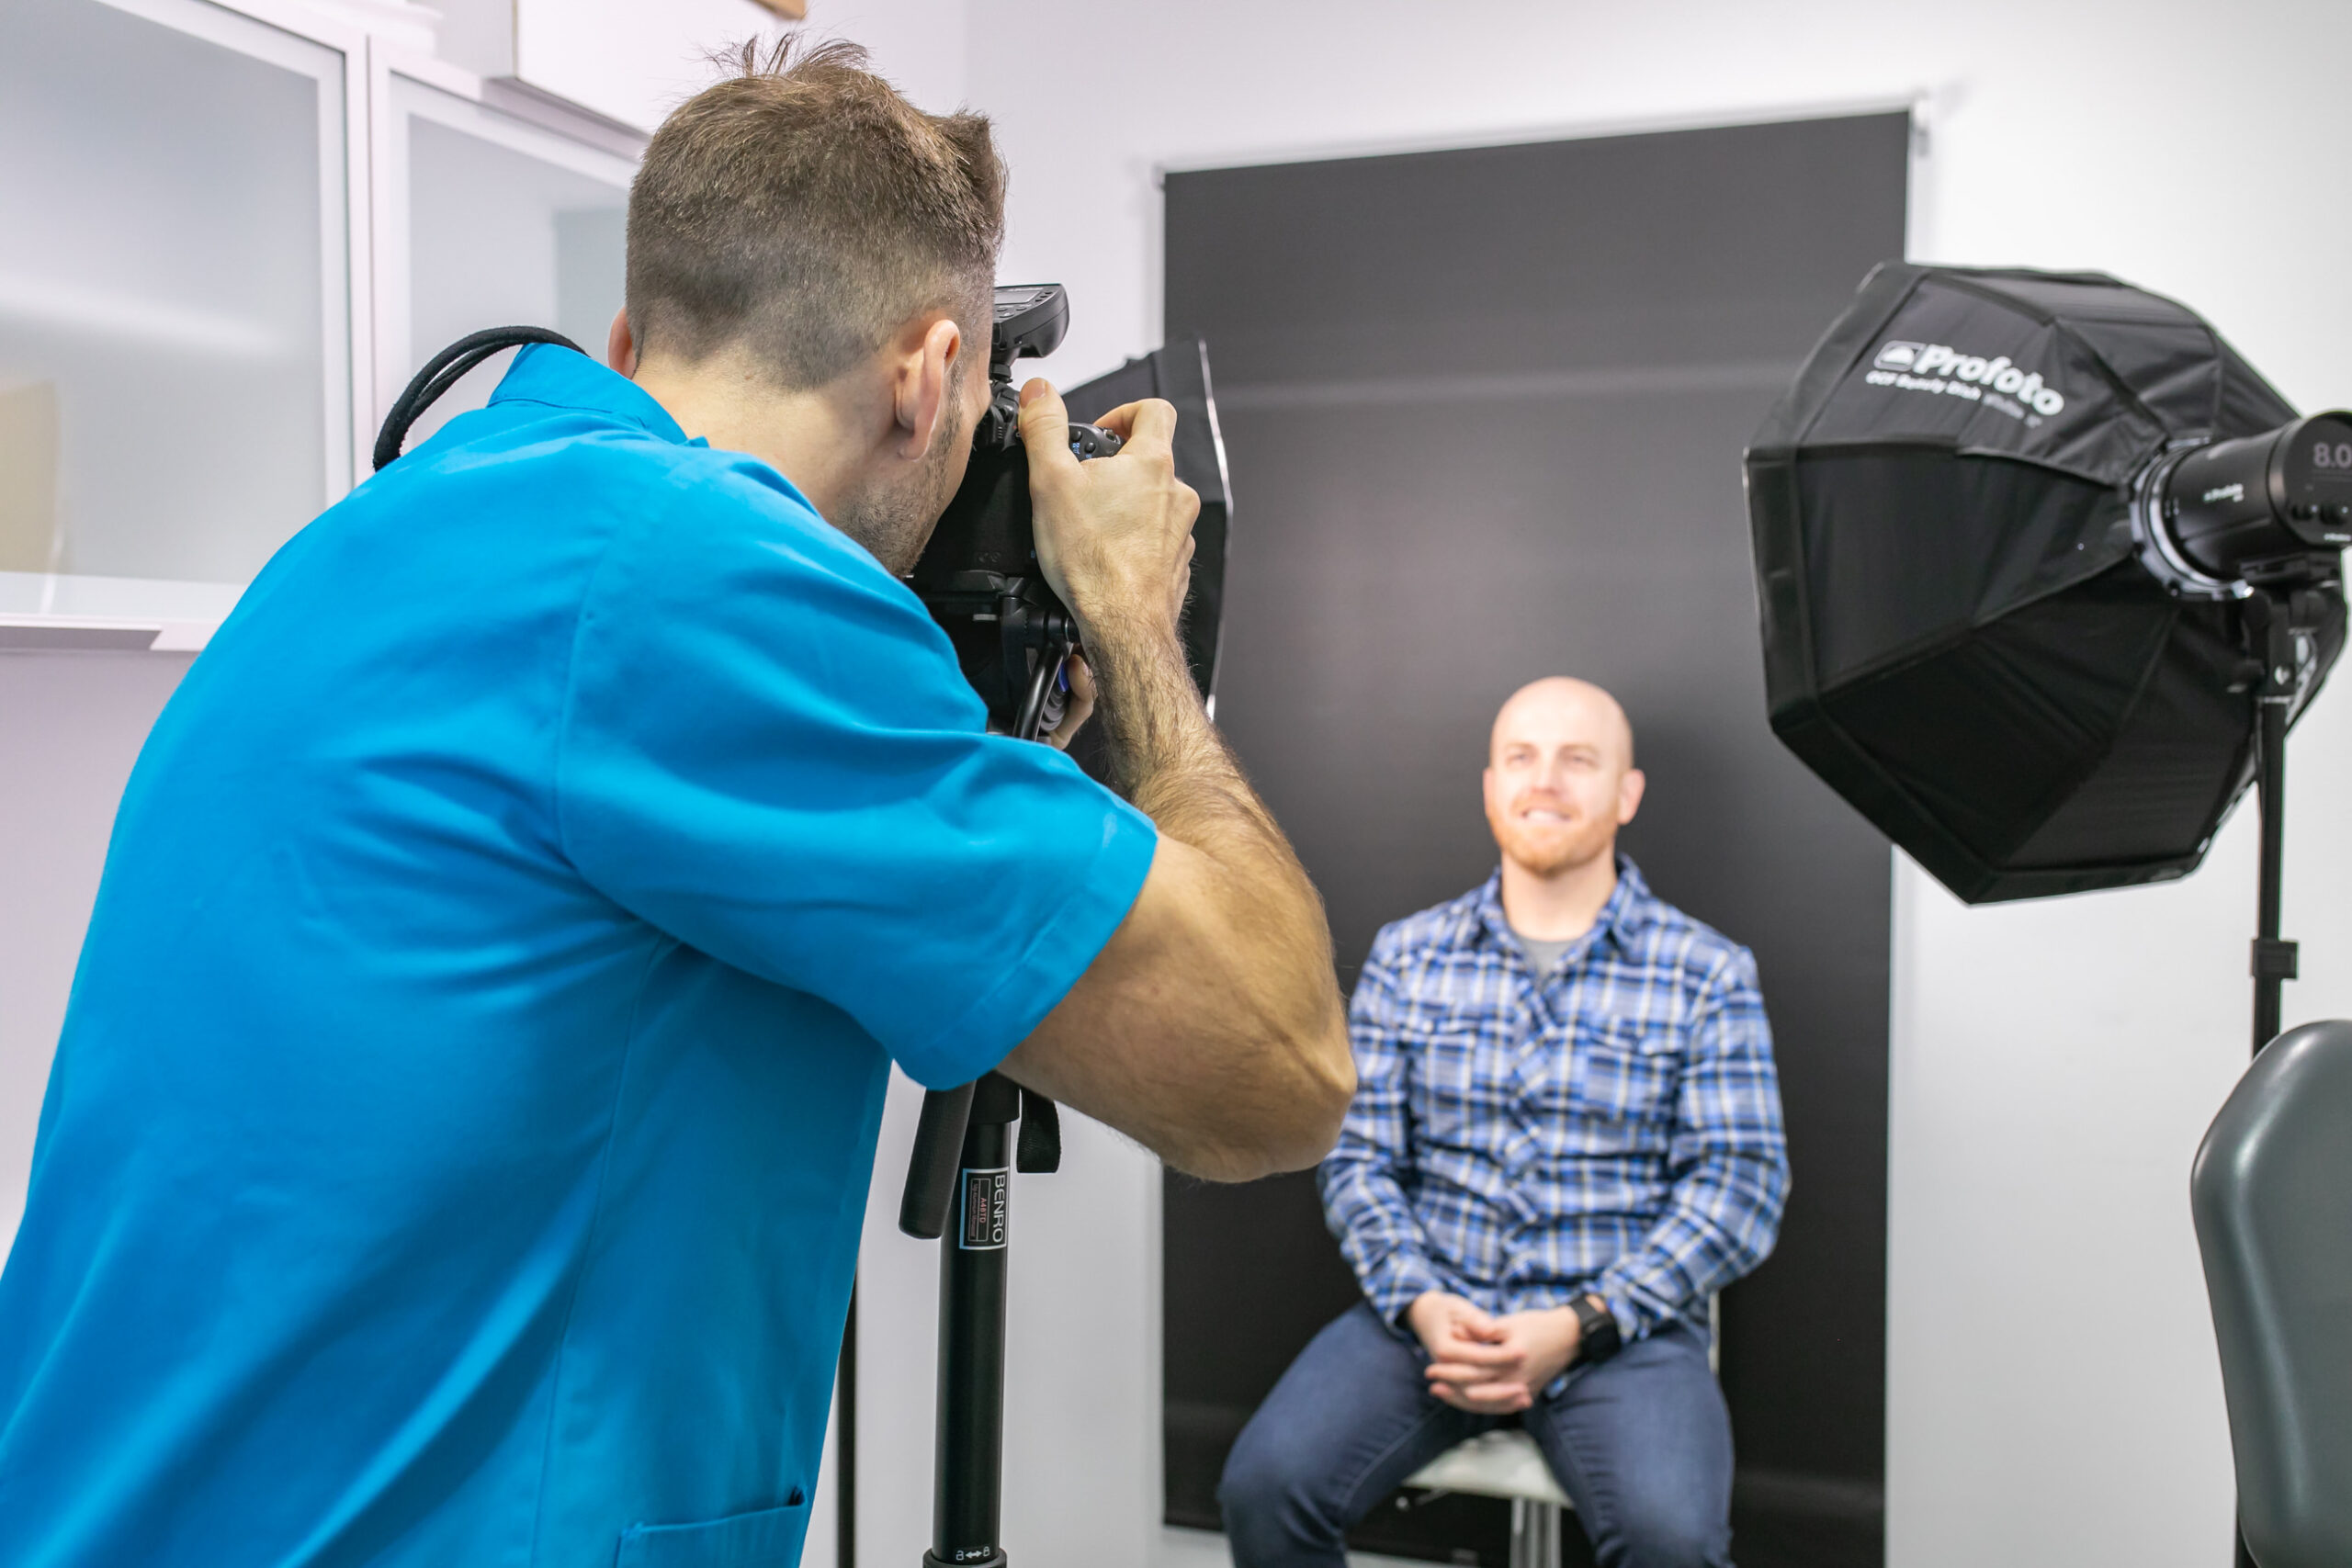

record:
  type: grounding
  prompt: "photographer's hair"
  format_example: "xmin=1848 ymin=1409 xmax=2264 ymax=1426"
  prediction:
xmin=625 ymin=37 xmax=1005 ymax=389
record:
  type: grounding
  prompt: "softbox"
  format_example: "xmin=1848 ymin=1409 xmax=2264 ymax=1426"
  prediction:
xmin=1747 ymin=264 xmax=2347 ymax=903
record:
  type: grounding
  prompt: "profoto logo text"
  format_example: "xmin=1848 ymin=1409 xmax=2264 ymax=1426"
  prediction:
xmin=1866 ymin=340 xmax=2066 ymax=424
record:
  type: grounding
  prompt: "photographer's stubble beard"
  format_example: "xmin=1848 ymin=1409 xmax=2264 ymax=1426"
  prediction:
xmin=831 ymin=395 xmax=971 ymax=577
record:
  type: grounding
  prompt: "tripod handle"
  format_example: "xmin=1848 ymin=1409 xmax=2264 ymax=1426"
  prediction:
xmin=1016 ymin=1089 xmax=1061 ymax=1173
xmin=899 ymin=1082 xmax=977 ymax=1240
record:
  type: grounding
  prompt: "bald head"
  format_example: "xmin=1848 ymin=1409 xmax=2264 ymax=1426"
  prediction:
xmin=1483 ymin=677 xmax=1644 ymax=878
xmin=1490 ymin=678 xmax=1634 ymax=771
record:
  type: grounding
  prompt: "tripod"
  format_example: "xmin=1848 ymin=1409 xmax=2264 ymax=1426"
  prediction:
xmin=894 ymin=636 xmax=1078 ymax=1568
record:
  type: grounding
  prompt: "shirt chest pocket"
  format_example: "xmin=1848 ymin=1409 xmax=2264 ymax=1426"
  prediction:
xmin=1408 ymin=1021 xmax=1502 ymax=1146
xmin=1572 ymin=1019 xmax=1682 ymax=1124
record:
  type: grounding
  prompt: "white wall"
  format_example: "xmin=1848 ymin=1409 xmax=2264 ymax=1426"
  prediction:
xmin=0 ymin=650 xmax=193 ymax=1247
xmin=949 ymin=2 xmax=2352 ymax=1566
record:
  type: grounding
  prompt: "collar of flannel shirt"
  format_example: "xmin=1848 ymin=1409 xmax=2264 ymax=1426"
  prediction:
xmin=1465 ymin=852 xmax=1657 ymax=973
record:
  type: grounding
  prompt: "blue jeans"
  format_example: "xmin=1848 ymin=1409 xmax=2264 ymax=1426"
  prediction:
xmin=1218 ymin=1303 xmax=1734 ymax=1568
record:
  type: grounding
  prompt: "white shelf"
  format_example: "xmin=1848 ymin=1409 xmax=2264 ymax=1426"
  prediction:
xmin=0 ymin=570 xmax=243 ymax=651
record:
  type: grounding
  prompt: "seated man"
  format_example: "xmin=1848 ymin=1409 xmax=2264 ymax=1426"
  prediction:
xmin=1220 ymin=677 xmax=1791 ymax=1568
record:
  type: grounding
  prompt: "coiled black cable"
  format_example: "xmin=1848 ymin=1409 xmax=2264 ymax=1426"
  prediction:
xmin=373 ymin=325 xmax=582 ymax=472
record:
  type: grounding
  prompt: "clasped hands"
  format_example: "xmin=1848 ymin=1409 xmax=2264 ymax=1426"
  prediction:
xmin=1406 ymin=1290 xmax=1584 ymax=1414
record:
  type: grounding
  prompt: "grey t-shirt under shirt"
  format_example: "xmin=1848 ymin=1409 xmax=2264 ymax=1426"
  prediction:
xmin=1515 ymin=929 xmax=1573 ymax=977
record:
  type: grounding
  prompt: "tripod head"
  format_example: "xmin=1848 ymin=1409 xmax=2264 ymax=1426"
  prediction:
xmin=898 ymin=1074 xmax=1061 ymax=1242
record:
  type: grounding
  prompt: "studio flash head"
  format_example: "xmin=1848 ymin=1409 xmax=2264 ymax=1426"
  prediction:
xmin=2138 ymin=411 xmax=2352 ymax=594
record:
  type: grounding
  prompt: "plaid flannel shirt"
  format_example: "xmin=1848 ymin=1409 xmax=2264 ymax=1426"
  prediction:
xmin=1318 ymin=858 xmax=1789 ymax=1349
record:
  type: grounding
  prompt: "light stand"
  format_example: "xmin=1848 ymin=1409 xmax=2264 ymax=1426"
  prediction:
xmin=2147 ymin=456 xmax=2340 ymax=1568
xmin=2248 ymin=591 xmax=2306 ymax=1056
xmin=1745 ymin=264 xmax=2352 ymax=1568
xmin=2236 ymin=588 xmax=2324 ymax=1568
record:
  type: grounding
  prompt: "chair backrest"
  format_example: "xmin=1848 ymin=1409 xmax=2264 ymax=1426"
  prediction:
xmin=2192 ymin=1020 xmax=2352 ymax=1568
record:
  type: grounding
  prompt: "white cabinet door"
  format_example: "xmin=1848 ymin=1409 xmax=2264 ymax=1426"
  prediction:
xmin=0 ymin=0 xmax=358 ymax=620
xmin=375 ymin=69 xmax=638 ymax=450
xmin=514 ymin=0 xmax=786 ymax=134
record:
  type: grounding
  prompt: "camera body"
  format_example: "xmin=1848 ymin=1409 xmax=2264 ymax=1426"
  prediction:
xmin=910 ymin=284 xmax=1120 ymax=730
xmin=910 ymin=284 xmax=1233 ymax=739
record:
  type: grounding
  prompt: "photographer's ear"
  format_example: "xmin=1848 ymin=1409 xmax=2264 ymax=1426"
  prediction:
xmin=606 ymin=308 xmax=639 ymax=378
xmin=893 ymin=316 xmax=966 ymax=460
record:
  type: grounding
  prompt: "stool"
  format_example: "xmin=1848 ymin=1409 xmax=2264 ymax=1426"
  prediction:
xmin=1402 ymin=1427 xmax=1567 ymax=1568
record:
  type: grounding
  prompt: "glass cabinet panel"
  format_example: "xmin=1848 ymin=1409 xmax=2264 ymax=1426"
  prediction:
xmin=0 ymin=0 xmax=350 ymax=591
xmin=384 ymin=75 xmax=636 ymax=447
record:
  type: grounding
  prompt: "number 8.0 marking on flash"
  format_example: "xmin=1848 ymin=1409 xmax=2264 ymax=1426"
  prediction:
xmin=2313 ymin=441 xmax=2352 ymax=469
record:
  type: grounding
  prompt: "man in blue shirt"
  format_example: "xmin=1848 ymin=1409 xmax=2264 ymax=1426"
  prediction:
xmin=0 ymin=39 xmax=1351 ymax=1568
xmin=1220 ymin=679 xmax=1789 ymax=1568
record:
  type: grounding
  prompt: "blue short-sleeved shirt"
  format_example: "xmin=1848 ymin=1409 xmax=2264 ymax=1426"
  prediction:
xmin=0 ymin=347 xmax=1157 ymax=1568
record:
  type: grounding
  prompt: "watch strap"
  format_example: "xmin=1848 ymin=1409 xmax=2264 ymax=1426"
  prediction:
xmin=1569 ymin=1293 xmax=1623 ymax=1364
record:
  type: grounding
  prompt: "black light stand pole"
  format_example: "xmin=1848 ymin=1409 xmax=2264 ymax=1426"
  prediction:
xmin=2248 ymin=590 xmax=2301 ymax=1058
xmin=2236 ymin=589 xmax=2311 ymax=1568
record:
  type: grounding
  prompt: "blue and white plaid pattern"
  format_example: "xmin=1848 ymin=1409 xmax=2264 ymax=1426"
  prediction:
xmin=1319 ymin=858 xmax=1789 ymax=1345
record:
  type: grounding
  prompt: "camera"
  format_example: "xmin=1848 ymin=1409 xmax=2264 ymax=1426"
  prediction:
xmin=910 ymin=284 xmax=1122 ymax=737
xmin=909 ymin=284 xmax=1234 ymax=739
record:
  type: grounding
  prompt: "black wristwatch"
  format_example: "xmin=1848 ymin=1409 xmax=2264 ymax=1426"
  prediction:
xmin=1569 ymin=1294 xmax=1623 ymax=1365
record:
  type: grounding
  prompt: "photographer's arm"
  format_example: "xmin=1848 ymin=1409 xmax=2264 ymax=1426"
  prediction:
xmin=996 ymin=384 xmax=1353 ymax=1183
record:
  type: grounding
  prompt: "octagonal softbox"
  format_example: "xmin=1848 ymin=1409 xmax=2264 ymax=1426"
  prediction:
xmin=1747 ymin=263 xmax=2345 ymax=903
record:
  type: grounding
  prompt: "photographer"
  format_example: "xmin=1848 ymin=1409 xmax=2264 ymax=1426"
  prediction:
xmin=0 ymin=40 xmax=1349 ymax=1568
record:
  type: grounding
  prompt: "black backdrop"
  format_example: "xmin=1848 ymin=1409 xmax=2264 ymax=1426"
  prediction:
xmin=1159 ymin=114 xmax=1909 ymax=1568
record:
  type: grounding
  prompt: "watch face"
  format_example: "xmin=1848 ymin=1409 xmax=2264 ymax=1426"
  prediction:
xmin=1574 ymin=1296 xmax=1622 ymax=1359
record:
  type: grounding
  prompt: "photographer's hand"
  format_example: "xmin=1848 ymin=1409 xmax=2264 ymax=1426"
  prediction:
xmin=1021 ymin=384 xmax=1197 ymax=637
xmin=999 ymin=381 xmax=1351 ymax=1182
xmin=1036 ymin=653 xmax=1095 ymax=752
